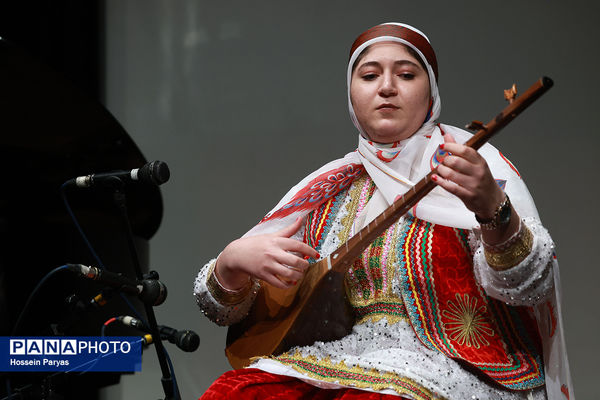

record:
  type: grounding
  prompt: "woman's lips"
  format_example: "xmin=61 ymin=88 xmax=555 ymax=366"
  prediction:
xmin=376 ymin=103 xmax=399 ymax=110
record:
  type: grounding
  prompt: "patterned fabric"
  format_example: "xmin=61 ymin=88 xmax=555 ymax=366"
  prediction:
xmin=196 ymin=175 xmax=554 ymax=398
xmin=261 ymin=164 xmax=364 ymax=223
xmin=271 ymin=355 xmax=436 ymax=400
xmin=303 ymin=180 xmax=354 ymax=251
xmin=304 ymin=174 xmax=410 ymax=326
xmin=276 ymin=182 xmax=545 ymax=391
xmin=283 ymin=174 xmax=544 ymax=390
xmin=397 ymin=217 xmax=544 ymax=389
xmin=199 ymin=368 xmax=412 ymax=400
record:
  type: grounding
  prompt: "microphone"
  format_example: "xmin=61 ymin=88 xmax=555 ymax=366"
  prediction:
xmin=67 ymin=264 xmax=168 ymax=306
xmin=66 ymin=160 xmax=170 ymax=188
xmin=117 ymin=316 xmax=200 ymax=352
xmin=158 ymin=325 xmax=200 ymax=353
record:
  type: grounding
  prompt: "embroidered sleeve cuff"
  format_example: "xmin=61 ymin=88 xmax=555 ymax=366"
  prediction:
xmin=472 ymin=217 xmax=555 ymax=306
xmin=206 ymin=260 xmax=255 ymax=306
xmin=483 ymin=222 xmax=534 ymax=270
xmin=193 ymin=258 xmax=260 ymax=326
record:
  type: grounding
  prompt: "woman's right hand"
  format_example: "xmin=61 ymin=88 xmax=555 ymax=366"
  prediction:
xmin=215 ymin=217 xmax=319 ymax=290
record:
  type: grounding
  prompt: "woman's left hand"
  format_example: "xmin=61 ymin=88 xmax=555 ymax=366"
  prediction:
xmin=431 ymin=131 xmax=504 ymax=220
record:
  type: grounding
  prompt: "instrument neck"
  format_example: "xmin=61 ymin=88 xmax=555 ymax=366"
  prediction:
xmin=328 ymin=77 xmax=552 ymax=274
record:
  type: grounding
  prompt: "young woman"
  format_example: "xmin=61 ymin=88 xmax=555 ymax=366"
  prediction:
xmin=194 ymin=23 xmax=573 ymax=400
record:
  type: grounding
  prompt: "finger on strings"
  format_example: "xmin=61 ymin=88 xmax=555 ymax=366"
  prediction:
xmin=263 ymin=275 xmax=292 ymax=289
xmin=274 ymin=251 xmax=310 ymax=272
xmin=277 ymin=238 xmax=320 ymax=259
xmin=258 ymin=268 xmax=293 ymax=289
xmin=274 ymin=263 xmax=304 ymax=282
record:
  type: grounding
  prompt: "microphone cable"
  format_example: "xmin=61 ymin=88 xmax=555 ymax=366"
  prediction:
xmin=60 ymin=182 xmax=105 ymax=269
xmin=11 ymin=264 xmax=69 ymax=336
xmin=59 ymin=182 xmax=149 ymax=327
xmin=100 ymin=316 xmax=180 ymax=398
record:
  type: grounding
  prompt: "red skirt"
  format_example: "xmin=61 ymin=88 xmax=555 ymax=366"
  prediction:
xmin=200 ymin=368 xmax=409 ymax=399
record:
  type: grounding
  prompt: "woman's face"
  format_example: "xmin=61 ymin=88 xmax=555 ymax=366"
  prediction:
xmin=350 ymin=42 xmax=431 ymax=143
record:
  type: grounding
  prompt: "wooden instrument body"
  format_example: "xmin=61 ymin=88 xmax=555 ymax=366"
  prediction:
xmin=226 ymin=256 xmax=354 ymax=369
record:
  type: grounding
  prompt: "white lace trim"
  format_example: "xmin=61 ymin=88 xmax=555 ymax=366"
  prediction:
xmin=193 ymin=258 xmax=259 ymax=326
xmin=472 ymin=217 xmax=555 ymax=306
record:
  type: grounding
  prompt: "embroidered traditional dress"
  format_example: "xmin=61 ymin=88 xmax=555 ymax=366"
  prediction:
xmin=196 ymin=171 xmax=555 ymax=399
xmin=194 ymin=23 xmax=574 ymax=400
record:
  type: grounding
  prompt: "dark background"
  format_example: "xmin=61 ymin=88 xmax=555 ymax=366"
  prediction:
xmin=2 ymin=1 xmax=598 ymax=399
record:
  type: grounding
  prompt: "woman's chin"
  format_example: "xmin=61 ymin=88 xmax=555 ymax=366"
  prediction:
xmin=366 ymin=128 xmax=414 ymax=144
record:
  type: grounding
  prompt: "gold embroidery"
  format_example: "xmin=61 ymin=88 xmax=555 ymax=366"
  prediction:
xmin=442 ymin=293 xmax=495 ymax=348
xmin=268 ymin=350 xmax=445 ymax=400
xmin=338 ymin=173 xmax=369 ymax=245
xmin=206 ymin=260 xmax=253 ymax=306
xmin=484 ymin=224 xmax=534 ymax=270
xmin=356 ymin=313 xmax=408 ymax=326
xmin=335 ymin=176 xmax=410 ymax=325
xmin=351 ymin=222 xmax=409 ymax=327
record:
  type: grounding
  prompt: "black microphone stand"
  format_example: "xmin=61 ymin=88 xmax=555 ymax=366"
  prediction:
xmin=108 ymin=178 xmax=178 ymax=400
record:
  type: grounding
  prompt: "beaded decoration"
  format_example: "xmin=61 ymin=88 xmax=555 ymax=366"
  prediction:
xmin=397 ymin=217 xmax=544 ymax=390
xmin=261 ymin=177 xmax=546 ymax=397
xmin=275 ymin=351 xmax=438 ymax=400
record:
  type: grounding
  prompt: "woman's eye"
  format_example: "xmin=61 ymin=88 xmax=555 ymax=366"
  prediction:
xmin=398 ymin=73 xmax=415 ymax=80
xmin=362 ymin=74 xmax=377 ymax=81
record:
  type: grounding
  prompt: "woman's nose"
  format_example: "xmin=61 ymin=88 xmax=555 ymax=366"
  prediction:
xmin=378 ymin=73 xmax=397 ymax=97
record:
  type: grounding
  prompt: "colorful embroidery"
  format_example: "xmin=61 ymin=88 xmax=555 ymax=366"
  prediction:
xmin=354 ymin=301 xmax=409 ymax=324
xmin=303 ymin=188 xmax=347 ymax=252
xmin=338 ymin=174 xmax=375 ymax=248
xmin=273 ymin=351 xmax=437 ymax=400
xmin=347 ymin=217 xmax=397 ymax=301
xmin=442 ymin=293 xmax=495 ymax=349
xmin=453 ymin=228 xmax=471 ymax=256
xmin=318 ymin=176 xmax=411 ymax=325
xmin=261 ymin=163 xmax=364 ymax=223
xmin=397 ymin=217 xmax=544 ymax=390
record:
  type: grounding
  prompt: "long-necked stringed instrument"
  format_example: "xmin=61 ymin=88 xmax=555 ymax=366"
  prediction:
xmin=225 ymin=77 xmax=554 ymax=369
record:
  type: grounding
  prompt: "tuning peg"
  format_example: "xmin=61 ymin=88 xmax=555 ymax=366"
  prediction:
xmin=504 ymin=83 xmax=518 ymax=103
xmin=465 ymin=120 xmax=486 ymax=131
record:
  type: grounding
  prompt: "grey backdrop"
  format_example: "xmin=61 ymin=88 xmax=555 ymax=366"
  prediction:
xmin=101 ymin=1 xmax=599 ymax=398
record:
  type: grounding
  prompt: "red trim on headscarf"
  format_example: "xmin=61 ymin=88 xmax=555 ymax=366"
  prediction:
xmin=561 ymin=384 xmax=570 ymax=399
xmin=375 ymin=141 xmax=401 ymax=162
xmin=350 ymin=24 xmax=438 ymax=81
xmin=499 ymin=151 xmax=521 ymax=177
